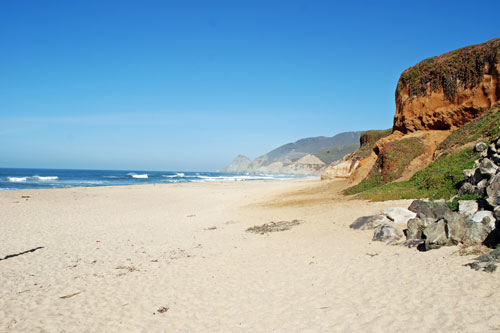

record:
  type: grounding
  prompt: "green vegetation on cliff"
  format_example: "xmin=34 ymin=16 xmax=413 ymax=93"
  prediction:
xmin=397 ymin=38 xmax=500 ymax=102
xmin=354 ymin=129 xmax=392 ymax=160
xmin=353 ymin=148 xmax=478 ymax=200
xmin=346 ymin=103 xmax=500 ymax=201
xmin=437 ymin=103 xmax=500 ymax=154
xmin=345 ymin=137 xmax=425 ymax=195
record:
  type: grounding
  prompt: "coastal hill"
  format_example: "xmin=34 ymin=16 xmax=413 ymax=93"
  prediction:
xmin=336 ymin=37 xmax=500 ymax=200
xmin=222 ymin=131 xmax=362 ymax=175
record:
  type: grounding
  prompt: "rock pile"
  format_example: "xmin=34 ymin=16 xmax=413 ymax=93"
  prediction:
xmin=404 ymin=200 xmax=497 ymax=250
xmin=350 ymin=207 xmax=416 ymax=244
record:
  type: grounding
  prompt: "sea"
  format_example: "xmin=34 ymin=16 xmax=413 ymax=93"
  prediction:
xmin=0 ymin=168 xmax=301 ymax=191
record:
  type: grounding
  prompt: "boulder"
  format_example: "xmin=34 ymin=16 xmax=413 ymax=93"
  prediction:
xmin=475 ymin=142 xmax=488 ymax=153
xmin=406 ymin=217 xmax=434 ymax=240
xmin=463 ymin=220 xmax=492 ymax=244
xmin=493 ymin=206 xmax=500 ymax=220
xmin=488 ymin=143 xmax=498 ymax=155
xmin=469 ymin=210 xmax=496 ymax=230
xmin=408 ymin=200 xmax=435 ymax=219
xmin=458 ymin=183 xmax=478 ymax=196
xmin=372 ymin=223 xmax=404 ymax=244
xmin=487 ymin=174 xmax=500 ymax=207
xmin=463 ymin=168 xmax=475 ymax=180
xmin=479 ymin=158 xmax=498 ymax=178
xmin=350 ymin=214 xmax=391 ymax=230
xmin=444 ymin=212 xmax=467 ymax=245
xmin=458 ymin=200 xmax=478 ymax=217
xmin=430 ymin=205 xmax=452 ymax=220
xmin=491 ymin=153 xmax=500 ymax=165
xmin=383 ymin=207 xmax=417 ymax=225
xmin=476 ymin=179 xmax=489 ymax=196
xmin=423 ymin=220 xmax=448 ymax=250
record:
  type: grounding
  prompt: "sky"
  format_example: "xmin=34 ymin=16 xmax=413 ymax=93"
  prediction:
xmin=1 ymin=0 xmax=499 ymax=171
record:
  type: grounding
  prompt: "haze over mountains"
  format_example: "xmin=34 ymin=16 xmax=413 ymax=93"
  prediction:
xmin=222 ymin=131 xmax=362 ymax=175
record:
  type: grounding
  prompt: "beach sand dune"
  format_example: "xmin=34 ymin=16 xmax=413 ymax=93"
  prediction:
xmin=1 ymin=179 xmax=499 ymax=332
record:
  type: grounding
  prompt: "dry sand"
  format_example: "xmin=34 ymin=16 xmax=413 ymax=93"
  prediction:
xmin=1 ymin=179 xmax=499 ymax=332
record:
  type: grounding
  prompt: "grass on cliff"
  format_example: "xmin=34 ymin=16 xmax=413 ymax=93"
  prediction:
xmin=354 ymin=129 xmax=392 ymax=160
xmin=346 ymin=103 xmax=500 ymax=201
xmin=345 ymin=137 xmax=425 ymax=195
xmin=313 ymin=144 xmax=360 ymax=165
xmin=437 ymin=102 xmax=500 ymax=153
xmin=352 ymin=148 xmax=479 ymax=200
xmin=397 ymin=38 xmax=500 ymax=102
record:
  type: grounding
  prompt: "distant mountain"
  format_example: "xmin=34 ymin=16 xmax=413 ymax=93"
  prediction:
xmin=263 ymin=131 xmax=363 ymax=165
xmin=222 ymin=131 xmax=362 ymax=175
xmin=220 ymin=155 xmax=252 ymax=173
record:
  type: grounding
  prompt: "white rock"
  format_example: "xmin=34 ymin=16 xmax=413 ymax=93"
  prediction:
xmin=382 ymin=207 xmax=417 ymax=225
xmin=470 ymin=210 xmax=496 ymax=230
xmin=458 ymin=200 xmax=478 ymax=217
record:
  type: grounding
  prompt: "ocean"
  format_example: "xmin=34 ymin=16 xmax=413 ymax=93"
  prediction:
xmin=0 ymin=168 xmax=300 ymax=191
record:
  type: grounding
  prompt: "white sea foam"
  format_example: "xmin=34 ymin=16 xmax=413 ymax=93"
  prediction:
xmin=193 ymin=175 xmax=282 ymax=182
xmin=129 ymin=173 xmax=148 ymax=179
xmin=7 ymin=177 xmax=27 ymax=182
xmin=33 ymin=176 xmax=58 ymax=181
xmin=163 ymin=172 xmax=185 ymax=178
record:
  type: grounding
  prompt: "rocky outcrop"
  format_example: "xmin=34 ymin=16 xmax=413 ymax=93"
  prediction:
xmin=321 ymin=158 xmax=359 ymax=179
xmin=221 ymin=155 xmax=252 ymax=173
xmin=394 ymin=38 xmax=500 ymax=133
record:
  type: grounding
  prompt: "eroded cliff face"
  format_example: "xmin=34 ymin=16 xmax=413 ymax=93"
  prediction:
xmin=394 ymin=38 xmax=500 ymax=133
xmin=329 ymin=39 xmax=500 ymax=185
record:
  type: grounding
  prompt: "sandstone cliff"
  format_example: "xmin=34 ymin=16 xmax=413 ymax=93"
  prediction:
xmin=394 ymin=38 xmax=500 ymax=133
xmin=330 ymin=38 xmax=500 ymax=188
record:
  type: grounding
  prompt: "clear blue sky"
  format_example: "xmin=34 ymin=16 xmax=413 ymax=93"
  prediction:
xmin=1 ymin=0 xmax=499 ymax=171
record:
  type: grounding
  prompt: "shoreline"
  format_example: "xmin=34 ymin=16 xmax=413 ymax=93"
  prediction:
xmin=1 ymin=179 xmax=499 ymax=331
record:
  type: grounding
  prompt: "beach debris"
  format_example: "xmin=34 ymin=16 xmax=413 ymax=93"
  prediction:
xmin=366 ymin=252 xmax=378 ymax=257
xmin=115 ymin=265 xmax=139 ymax=276
xmin=21 ymin=195 xmax=30 ymax=199
xmin=465 ymin=248 xmax=500 ymax=273
xmin=187 ymin=214 xmax=196 ymax=218
xmin=246 ymin=219 xmax=303 ymax=234
xmin=59 ymin=291 xmax=84 ymax=299
xmin=0 ymin=246 xmax=44 ymax=261
xmin=157 ymin=306 xmax=169 ymax=313
xmin=205 ymin=226 xmax=217 ymax=230
xmin=372 ymin=224 xmax=403 ymax=244
xmin=456 ymin=244 xmax=490 ymax=256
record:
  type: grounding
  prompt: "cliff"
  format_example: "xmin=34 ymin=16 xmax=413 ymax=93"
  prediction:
xmin=342 ymin=38 xmax=500 ymax=199
xmin=394 ymin=38 xmax=500 ymax=133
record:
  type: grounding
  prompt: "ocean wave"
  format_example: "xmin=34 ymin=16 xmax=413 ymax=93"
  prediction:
xmin=7 ymin=177 xmax=27 ymax=182
xmin=194 ymin=175 xmax=278 ymax=182
xmin=128 ymin=173 xmax=148 ymax=179
xmin=33 ymin=175 xmax=58 ymax=181
xmin=163 ymin=172 xmax=185 ymax=178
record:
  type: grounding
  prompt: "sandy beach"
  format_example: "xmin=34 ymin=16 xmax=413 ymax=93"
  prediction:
xmin=1 ymin=179 xmax=499 ymax=332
